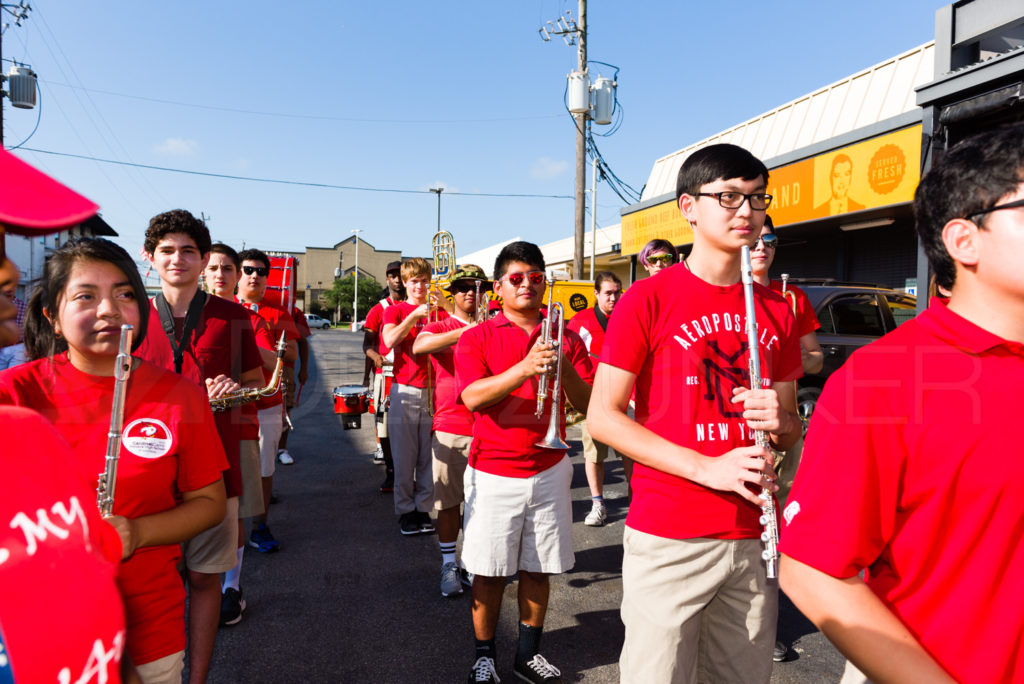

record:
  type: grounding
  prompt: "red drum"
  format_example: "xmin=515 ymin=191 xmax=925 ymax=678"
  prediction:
xmin=263 ymin=255 xmax=297 ymax=312
xmin=334 ymin=384 xmax=370 ymax=430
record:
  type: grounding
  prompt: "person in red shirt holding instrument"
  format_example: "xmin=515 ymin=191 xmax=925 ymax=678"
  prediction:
xmin=779 ymin=123 xmax=1024 ymax=684
xmin=566 ymin=270 xmax=622 ymax=527
xmin=0 ymin=237 xmax=226 ymax=684
xmin=413 ymin=263 xmax=489 ymax=597
xmin=456 ymin=241 xmax=593 ymax=684
xmin=589 ymin=144 xmax=802 ymax=684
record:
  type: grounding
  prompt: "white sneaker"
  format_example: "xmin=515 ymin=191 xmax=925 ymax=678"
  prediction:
xmin=277 ymin=449 xmax=294 ymax=465
xmin=372 ymin=445 xmax=385 ymax=464
xmin=440 ymin=561 xmax=463 ymax=597
xmin=584 ymin=502 xmax=607 ymax=527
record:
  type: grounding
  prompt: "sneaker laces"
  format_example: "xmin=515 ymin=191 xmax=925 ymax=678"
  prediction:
xmin=471 ymin=656 xmax=499 ymax=682
xmin=523 ymin=654 xmax=560 ymax=678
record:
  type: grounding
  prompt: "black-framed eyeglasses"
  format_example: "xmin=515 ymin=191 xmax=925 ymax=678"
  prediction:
xmin=501 ymin=271 xmax=545 ymax=286
xmin=754 ymin=234 xmax=778 ymax=250
xmin=967 ymin=197 xmax=1024 ymax=222
xmin=242 ymin=265 xmax=269 ymax=277
xmin=694 ymin=191 xmax=773 ymax=211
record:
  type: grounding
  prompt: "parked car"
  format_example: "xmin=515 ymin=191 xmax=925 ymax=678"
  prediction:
xmin=792 ymin=280 xmax=917 ymax=431
xmin=305 ymin=313 xmax=332 ymax=329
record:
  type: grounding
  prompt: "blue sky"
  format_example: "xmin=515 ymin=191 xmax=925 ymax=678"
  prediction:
xmin=4 ymin=1 xmax=944 ymax=264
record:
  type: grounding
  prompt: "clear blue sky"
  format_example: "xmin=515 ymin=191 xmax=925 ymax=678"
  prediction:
xmin=3 ymin=0 xmax=944 ymax=265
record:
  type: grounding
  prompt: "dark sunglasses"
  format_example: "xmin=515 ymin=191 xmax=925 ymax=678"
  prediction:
xmin=646 ymin=254 xmax=674 ymax=266
xmin=754 ymin=234 xmax=778 ymax=250
xmin=242 ymin=265 xmax=269 ymax=277
xmin=501 ymin=271 xmax=545 ymax=286
xmin=450 ymin=281 xmax=480 ymax=293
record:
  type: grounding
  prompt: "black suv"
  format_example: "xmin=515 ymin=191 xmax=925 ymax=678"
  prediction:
xmin=792 ymin=280 xmax=917 ymax=430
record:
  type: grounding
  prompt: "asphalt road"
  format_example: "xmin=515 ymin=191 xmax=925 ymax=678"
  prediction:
xmin=206 ymin=329 xmax=847 ymax=683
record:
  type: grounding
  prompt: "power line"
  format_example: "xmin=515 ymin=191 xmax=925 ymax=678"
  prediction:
xmin=18 ymin=147 xmax=575 ymax=199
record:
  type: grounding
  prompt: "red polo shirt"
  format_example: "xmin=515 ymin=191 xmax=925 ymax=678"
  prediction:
xmin=423 ymin=316 xmax=473 ymax=436
xmin=768 ymin=280 xmax=820 ymax=337
xmin=237 ymin=299 xmax=300 ymax=410
xmin=779 ymin=298 xmax=1024 ymax=684
xmin=600 ymin=262 xmax=801 ymax=540
xmin=455 ymin=311 xmax=594 ymax=477
xmin=364 ymin=297 xmax=397 ymax=375
xmin=384 ymin=301 xmax=447 ymax=388
xmin=566 ymin=306 xmax=608 ymax=358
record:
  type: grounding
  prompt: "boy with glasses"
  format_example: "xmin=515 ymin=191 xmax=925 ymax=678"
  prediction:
xmin=589 ymin=144 xmax=803 ymax=683
xmin=456 ymin=242 xmax=594 ymax=684
xmin=413 ymin=264 xmax=489 ymax=596
xmin=780 ymin=123 xmax=1024 ymax=684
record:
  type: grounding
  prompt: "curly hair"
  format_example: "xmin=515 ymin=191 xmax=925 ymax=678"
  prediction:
xmin=143 ymin=209 xmax=212 ymax=255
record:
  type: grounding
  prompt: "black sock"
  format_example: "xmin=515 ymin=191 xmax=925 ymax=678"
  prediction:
xmin=475 ymin=638 xmax=496 ymax=662
xmin=516 ymin=622 xmax=543 ymax=663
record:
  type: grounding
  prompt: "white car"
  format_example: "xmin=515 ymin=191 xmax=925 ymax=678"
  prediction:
xmin=304 ymin=313 xmax=332 ymax=329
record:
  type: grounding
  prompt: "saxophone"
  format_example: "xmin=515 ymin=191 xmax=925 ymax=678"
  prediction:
xmin=210 ymin=332 xmax=288 ymax=412
xmin=741 ymin=245 xmax=780 ymax=579
xmin=97 ymin=324 xmax=134 ymax=517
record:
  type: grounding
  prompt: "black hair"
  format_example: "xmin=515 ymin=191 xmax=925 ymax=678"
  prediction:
xmin=914 ymin=122 xmax=1024 ymax=291
xmin=143 ymin=209 xmax=212 ymax=255
xmin=493 ymin=241 xmax=545 ymax=281
xmin=764 ymin=214 xmax=775 ymax=234
xmin=25 ymin=237 xmax=149 ymax=361
xmin=594 ymin=271 xmax=622 ymax=291
xmin=237 ymin=248 xmax=271 ymax=271
xmin=209 ymin=242 xmax=241 ymax=269
xmin=675 ymin=144 xmax=769 ymax=203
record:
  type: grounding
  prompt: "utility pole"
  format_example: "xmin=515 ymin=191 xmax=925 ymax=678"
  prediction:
xmin=573 ymin=0 xmax=587 ymax=280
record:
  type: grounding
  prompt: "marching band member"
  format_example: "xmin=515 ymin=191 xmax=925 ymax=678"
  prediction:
xmin=638 ymin=238 xmax=678 ymax=277
xmin=363 ymin=260 xmax=405 ymax=492
xmin=589 ymin=144 xmax=802 ymax=684
xmin=780 ymin=123 xmax=1024 ymax=684
xmin=566 ymin=271 xmax=623 ymax=526
xmin=456 ymin=242 xmax=593 ymax=684
xmin=412 ymin=264 xmax=489 ymax=596
xmin=381 ymin=257 xmax=445 ymax=536
xmin=136 ymin=211 xmax=264 ymax=682
xmin=0 ymin=237 xmax=226 ymax=684
xmin=276 ymin=296 xmax=311 ymax=466
xmin=236 ymin=248 xmax=300 ymax=553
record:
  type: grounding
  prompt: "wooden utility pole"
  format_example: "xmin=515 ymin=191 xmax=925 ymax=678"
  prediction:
xmin=573 ymin=0 xmax=587 ymax=280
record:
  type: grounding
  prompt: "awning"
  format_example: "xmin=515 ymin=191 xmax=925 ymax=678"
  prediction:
xmin=0 ymin=148 xmax=98 ymax=235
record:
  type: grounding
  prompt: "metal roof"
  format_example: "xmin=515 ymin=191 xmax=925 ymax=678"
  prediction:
xmin=641 ymin=42 xmax=936 ymax=201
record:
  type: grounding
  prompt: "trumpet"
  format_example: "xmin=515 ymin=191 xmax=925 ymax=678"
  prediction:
xmin=97 ymin=324 xmax=134 ymax=517
xmin=210 ymin=332 xmax=287 ymax=412
xmin=780 ymin=273 xmax=797 ymax=314
xmin=741 ymin=245 xmax=779 ymax=579
xmin=535 ymin=276 xmax=570 ymax=450
xmin=473 ymin=280 xmax=491 ymax=324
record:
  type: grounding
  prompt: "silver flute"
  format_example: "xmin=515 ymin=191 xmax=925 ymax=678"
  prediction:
xmin=97 ymin=324 xmax=134 ymax=517
xmin=740 ymin=246 xmax=779 ymax=579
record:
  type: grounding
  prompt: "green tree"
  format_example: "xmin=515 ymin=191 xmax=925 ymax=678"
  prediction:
xmin=323 ymin=274 xmax=382 ymax=322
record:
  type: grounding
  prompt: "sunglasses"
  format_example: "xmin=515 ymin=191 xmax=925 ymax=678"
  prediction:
xmin=646 ymin=254 xmax=674 ymax=266
xmin=450 ymin=282 xmax=479 ymax=293
xmin=501 ymin=271 xmax=545 ymax=286
xmin=242 ymin=265 xmax=269 ymax=277
xmin=754 ymin=234 xmax=778 ymax=250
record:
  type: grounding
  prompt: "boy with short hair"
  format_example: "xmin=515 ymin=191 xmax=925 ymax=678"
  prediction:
xmin=589 ymin=144 xmax=802 ymax=683
xmin=363 ymin=260 xmax=404 ymax=491
xmin=779 ymin=123 xmax=1024 ymax=684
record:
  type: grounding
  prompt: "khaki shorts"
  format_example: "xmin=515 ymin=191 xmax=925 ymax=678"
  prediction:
xmin=620 ymin=529 xmax=778 ymax=684
xmin=372 ymin=373 xmax=390 ymax=439
xmin=237 ymin=439 xmax=265 ymax=519
xmin=185 ymin=496 xmax=240 ymax=573
xmin=432 ymin=431 xmax=470 ymax=510
xmin=580 ymin=421 xmax=609 ymax=463
xmin=135 ymin=650 xmax=185 ymax=684
xmin=257 ymin=405 xmax=284 ymax=477
xmin=461 ymin=457 xmax=574 ymax=577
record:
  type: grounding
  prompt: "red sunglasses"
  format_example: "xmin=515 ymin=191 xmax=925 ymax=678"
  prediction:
xmin=501 ymin=271 xmax=545 ymax=286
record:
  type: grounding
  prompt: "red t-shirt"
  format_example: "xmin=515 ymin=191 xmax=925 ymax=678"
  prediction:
xmin=423 ymin=316 xmax=474 ymax=436
xmin=287 ymin=306 xmax=311 ymax=369
xmin=0 ymin=406 xmax=126 ymax=684
xmin=136 ymin=294 xmax=262 ymax=498
xmin=364 ymin=297 xmax=397 ymax=375
xmin=779 ymin=298 xmax=1024 ymax=683
xmin=384 ymin=301 xmax=447 ymax=388
xmin=237 ymin=299 xmax=300 ymax=410
xmin=769 ymin=280 xmax=820 ymax=337
xmin=566 ymin=306 xmax=608 ymax=358
xmin=455 ymin=312 xmax=594 ymax=477
xmin=0 ymin=355 xmax=227 ymax=666
xmin=600 ymin=263 xmax=802 ymax=540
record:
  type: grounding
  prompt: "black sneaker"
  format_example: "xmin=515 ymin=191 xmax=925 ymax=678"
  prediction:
xmin=773 ymin=639 xmax=790 ymax=662
xmin=468 ymin=656 xmax=500 ymax=683
xmin=219 ymin=587 xmax=246 ymax=626
xmin=379 ymin=471 xmax=394 ymax=494
xmin=417 ymin=510 xmax=435 ymax=534
xmin=399 ymin=512 xmax=420 ymax=536
xmin=513 ymin=654 xmax=562 ymax=683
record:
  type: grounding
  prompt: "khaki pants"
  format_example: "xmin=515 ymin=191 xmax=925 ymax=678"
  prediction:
xmin=135 ymin=650 xmax=184 ymax=684
xmin=620 ymin=528 xmax=777 ymax=684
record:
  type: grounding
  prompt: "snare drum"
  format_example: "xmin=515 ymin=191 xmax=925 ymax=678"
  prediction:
xmin=334 ymin=384 xmax=370 ymax=430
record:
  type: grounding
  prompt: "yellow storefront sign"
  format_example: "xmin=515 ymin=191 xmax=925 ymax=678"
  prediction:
xmin=620 ymin=125 xmax=922 ymax=255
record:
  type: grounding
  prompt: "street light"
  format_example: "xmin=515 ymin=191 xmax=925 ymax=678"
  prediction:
xmin=351 ymin=229 xmax=362 ymax=330
xmin=429 ymin=187 xmax=443 ymax=235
